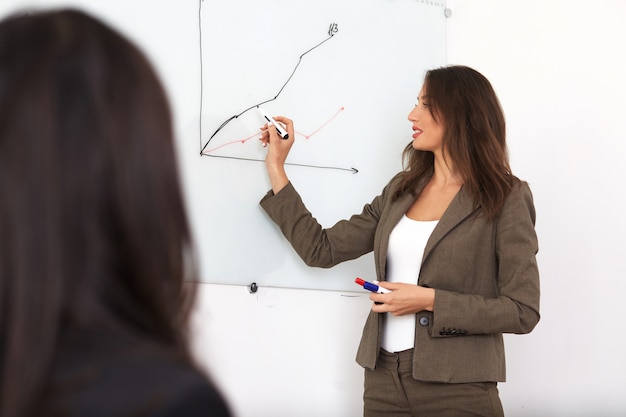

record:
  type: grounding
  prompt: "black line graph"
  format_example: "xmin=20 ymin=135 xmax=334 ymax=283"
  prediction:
xmin=197 ymin=0 xmax=357 ymax=173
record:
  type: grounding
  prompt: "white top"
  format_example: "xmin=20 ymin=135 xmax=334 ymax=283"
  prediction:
xmin=381 ymin=215 xmax=438 ymax=352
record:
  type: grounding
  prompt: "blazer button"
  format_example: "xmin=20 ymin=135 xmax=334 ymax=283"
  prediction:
xmin=419 ymin=316 xmax=429 ymax=326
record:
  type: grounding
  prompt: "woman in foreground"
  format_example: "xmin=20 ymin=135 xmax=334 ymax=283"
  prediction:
xmin=0 ymin=9 xmax=231 ymax=417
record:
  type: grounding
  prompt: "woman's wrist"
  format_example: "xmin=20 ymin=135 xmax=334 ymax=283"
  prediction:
xmin=266 ymin=163 xmax=289 ymax=194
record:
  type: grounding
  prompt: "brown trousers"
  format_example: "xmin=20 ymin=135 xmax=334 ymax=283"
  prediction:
xmin=364 ymin=349 xmax=505 ymax=417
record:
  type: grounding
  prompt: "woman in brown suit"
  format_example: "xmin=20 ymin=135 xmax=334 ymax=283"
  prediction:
xmin=259 ymin=65 xmax=540 ymax=416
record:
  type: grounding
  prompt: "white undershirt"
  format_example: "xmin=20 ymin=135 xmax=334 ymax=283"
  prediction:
xmin=381 ymin=215 xmax=438 ymax=352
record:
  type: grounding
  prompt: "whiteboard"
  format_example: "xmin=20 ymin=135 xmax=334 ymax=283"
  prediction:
xmin=0 ymin=0 xmax=447 ymax=292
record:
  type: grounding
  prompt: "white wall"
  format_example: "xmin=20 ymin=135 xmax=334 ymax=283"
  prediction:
xmin=192 ymin=1 xmax=626 ymax=416
xmin=445 ymin=1 xmax=626 ymax=416
xmin=190 ymin=284 xmax=371 ymax=417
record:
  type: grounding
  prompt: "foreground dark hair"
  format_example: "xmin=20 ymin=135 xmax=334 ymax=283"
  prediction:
xmin=0 ymin=9 xmax=197 ymax=416
xmin=397 ymin=65 xmax=516 ymax=219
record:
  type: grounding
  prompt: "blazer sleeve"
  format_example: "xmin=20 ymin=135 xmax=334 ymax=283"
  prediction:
xmin=260 ymin=181 xmax=390 ymax=268
xmin=431 ymin=182 xmax=541 ymax=336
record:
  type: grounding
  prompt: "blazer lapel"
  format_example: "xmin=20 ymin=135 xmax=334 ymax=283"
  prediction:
xmin=422 ymin=185 xmax=479 ymax=265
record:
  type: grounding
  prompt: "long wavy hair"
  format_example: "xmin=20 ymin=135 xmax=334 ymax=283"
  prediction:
xmin=395 ymin=65 xmax=516 ymax=219
xmin=0 ymin=9 xmax=198 ymax=417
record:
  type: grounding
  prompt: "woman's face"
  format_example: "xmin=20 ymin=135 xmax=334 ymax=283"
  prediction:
xmin=407 ymin=85 xmax=445 ymax=153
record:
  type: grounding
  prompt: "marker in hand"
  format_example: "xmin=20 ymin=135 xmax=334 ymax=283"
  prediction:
xmin=258 ymin=106 xmax=289 ymax=140
xmin=355 ymin=277 xmax=390 ymax=294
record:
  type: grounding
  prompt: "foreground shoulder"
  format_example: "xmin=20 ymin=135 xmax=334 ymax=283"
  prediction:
xmin=46 ymin=329 xmax=232 ymax=417
xmin=153 ymin=364 xmax=232 ymax=417
xmin=104 ymin=351 xmax=232 ymax=416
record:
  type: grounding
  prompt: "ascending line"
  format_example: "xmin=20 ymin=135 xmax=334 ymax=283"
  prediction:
xmin=200 ymin=107 xmax=356 ymax=173
xmin=298 ymin=107 xmax=344 ymax=140
xmin=202 ymin=133 xmax=258 ymax=155
xmin=202 ymin=107 xmax=345 ymax=154
xmin=198 ymin=0 xmax=339 ymax=155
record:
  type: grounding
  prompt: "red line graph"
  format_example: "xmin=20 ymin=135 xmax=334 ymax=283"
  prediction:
xmin=201 ymin=133 xmax=258 ymax=155
xmin=297 ymin=107 xmax=344 ymax=140
xmin=201 ymin=107 xmax=345 ymax=155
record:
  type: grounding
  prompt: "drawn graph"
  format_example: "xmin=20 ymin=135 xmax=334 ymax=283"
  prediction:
xmin=202 ymin=106 xmax=345 ymax=153
xmin=190 ymin=0 xmax=447 ymax=290
xmin=197 ymin=1 xmax=357 ymax=173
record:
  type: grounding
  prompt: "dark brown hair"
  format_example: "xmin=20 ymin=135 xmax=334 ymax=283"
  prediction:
xmin=396 ymin=65 xmax=516 ymax=219
xmin=0 ymin=9 xmax=197 ymax=416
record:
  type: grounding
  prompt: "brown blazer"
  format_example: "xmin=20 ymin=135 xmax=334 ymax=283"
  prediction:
xmin=260 ymin=173 xmax=540 ymax=383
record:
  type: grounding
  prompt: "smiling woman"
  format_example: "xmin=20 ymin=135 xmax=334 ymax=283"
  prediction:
xmin=398 ymin=66 xmax=511 ymax=220
xmin=407 ymin=88 xmax=446 ymax=154
xmin=258 ymin=65 xmax=540 ymax=416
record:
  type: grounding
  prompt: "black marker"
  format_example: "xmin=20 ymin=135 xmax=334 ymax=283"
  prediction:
xmin=258 ymin=106 xmax=289 ymax=140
